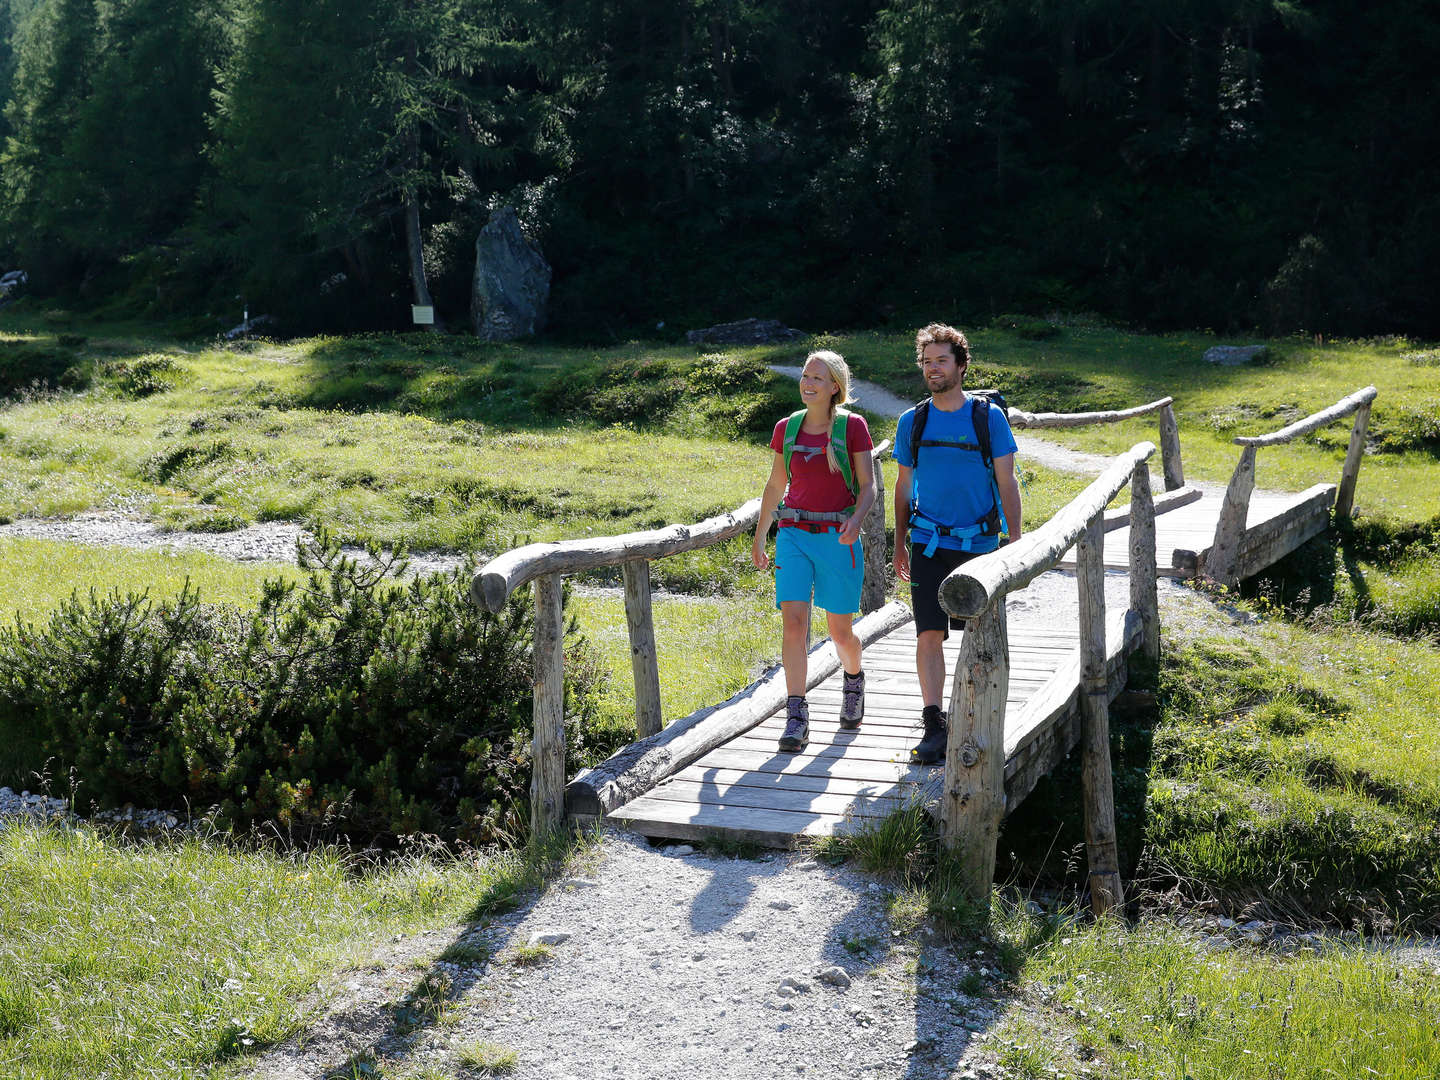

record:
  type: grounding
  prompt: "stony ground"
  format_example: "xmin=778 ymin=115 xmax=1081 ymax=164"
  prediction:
xmin=238 ymin=834 xmax=1023 ymax=1080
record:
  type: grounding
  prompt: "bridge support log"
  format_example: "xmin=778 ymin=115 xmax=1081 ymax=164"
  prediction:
xmin=1158 ymin=402 xmax=1184 ymax=491
xmin=532 ymin=572 xmax=567 ymax=835
xmin=940 ymin=600 xmax=1009 ymax=905
xmin=1335 ymin=400 xmax=1372 ymax=519
xmin=1077 ymin=514 xmax=1126 ymax=916
xmin=1207 ymin=444 xmax=1256 ymax=587
xmin=1128 ymin=463 xmax=1160 ymax=663
xmin=622 ymin=562 xmax=663 ymax=738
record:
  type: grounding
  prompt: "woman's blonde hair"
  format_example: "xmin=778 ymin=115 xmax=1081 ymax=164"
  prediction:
xmin=804 ymin=349 xmax=855 ymax=476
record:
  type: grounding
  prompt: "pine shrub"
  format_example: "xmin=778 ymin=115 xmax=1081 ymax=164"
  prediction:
xmin=0 ymin=535 xmax=609 ymax=845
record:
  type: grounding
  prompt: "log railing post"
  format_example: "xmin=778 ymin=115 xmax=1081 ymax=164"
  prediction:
xmin=622 ymin=561 xmax=662 ymax=738
xmin=939 ymin=599 xmax=1009 ymax=904
xmin=1128 ymin=463 xmax=1160 ymax=663
xmin=1077 ymin=512 xmax=1125 ymax=916
xmin=1206 ymin=444 xmax=1257 ymax=586
xmin=531 ymin=572 xmax=567 ymax=835
xmin=1158 ymin=402 xmax=1184 ymax=491
xmin=1335 ymin=400 xmax=1372 ymax=519
xmin=861 ymin=455 xmax=888 ymax=614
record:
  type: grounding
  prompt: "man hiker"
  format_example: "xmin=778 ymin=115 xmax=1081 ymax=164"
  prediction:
xmin=892 ymin=322 xmax=1023 ymax=764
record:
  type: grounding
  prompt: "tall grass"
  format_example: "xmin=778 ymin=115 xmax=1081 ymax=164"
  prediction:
xmin=0 ymin=537 xmax=300 ymax=626
xmin=996 ymin=919 xmax=1440 ymax=1080
xmin=0 ymin=820 xmax=587 ymax=1079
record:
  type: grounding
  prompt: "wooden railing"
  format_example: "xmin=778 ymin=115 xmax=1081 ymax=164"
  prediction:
xmin=936 ymin=442 xmax=1161 ymax=917
xmin=1008 ymin=395 xmax=1185 ymax=492
xmin=471 ymin=443 xmax=891 ymax=834
xmin=1205 ymin=385 xmax=1377 ymax=585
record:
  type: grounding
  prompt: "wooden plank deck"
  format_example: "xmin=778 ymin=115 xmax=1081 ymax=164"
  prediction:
xmin=604 ymin=482 xmax=1335 ymax=847
xmin=607 ymin=614 xmax=1077 ymax=846
xmin=1058 ymin=488 xmax=1304 ymax=576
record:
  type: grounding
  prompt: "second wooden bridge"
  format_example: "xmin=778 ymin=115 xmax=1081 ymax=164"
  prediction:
xmin=473 ymin=385 xmax=1377 ymax=913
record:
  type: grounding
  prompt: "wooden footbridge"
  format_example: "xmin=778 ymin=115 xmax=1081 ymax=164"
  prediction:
xmin=473 ymin=386 xmax=1377 ymax=912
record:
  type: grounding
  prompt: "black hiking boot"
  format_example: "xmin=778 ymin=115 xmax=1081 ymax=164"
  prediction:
xmin=839 ymin=670 xmax=865 ymax=730
xmin=910 ymin=705 xmax=947 ymax=765
xmin=778 ymin=696 xmax=810 ymax=752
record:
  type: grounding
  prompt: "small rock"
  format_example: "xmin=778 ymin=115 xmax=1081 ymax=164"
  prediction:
xmin=779 ymin=976 xmax=811 ymax=994
xmin=816 ymin=966 xmax=852 ymax=989
xmin=1203 ymin=344 xmax=1268 ymax=366
xmin=738 ymin=929 xmax=758 ymax=942
xmin=528 ymin=930 xmax=571 ymax=946
xmin=665 ymin=844 xmax=697 ymax=857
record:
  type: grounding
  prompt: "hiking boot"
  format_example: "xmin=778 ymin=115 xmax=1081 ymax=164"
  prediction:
xmin=778 ymin=696 xmax=810 ymax=752
xmin=911 ymin=705 xmax=948 ymax=765
xmin=839 ymin=670 xmax=865 ymax=730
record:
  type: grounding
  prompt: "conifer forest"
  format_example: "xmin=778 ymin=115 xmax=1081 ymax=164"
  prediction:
xmin=0 ymin=0 xmax=1435 ymax=341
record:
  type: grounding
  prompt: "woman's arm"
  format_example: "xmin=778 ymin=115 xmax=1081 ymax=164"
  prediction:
xmin=751 ymin=451 xmax=789 ymax=569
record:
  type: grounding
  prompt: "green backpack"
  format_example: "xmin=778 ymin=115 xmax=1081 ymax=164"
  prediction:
xmin=780 ymin=408 xmax=856 ymax=494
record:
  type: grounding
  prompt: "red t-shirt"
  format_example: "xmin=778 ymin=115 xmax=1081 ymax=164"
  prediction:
xmin=769 ymin=412 xmax=874 ymax=514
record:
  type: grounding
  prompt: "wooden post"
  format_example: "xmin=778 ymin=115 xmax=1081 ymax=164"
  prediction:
xmin=622 ymin=561 xmax=662 ymax=738
xmin=861 ymin=456 xmax=887 ymax=614
xmin=1077 ymin=513 xmax=1125 ymax=916
xmin=531 ymin=573 xmax=567 ymax=836
xmin=1158 ymin=402 xmax=1184 ymax=491
xmin=1128 ymin=463 xmax=1160 ymax=663
xmin=940 ymin=600 xmax=1009 ymax=906
xmin=1334 ymin=400 xmax=1372 ymax=519
xmin=1206 ymin=445 xmax=1257 ymax=586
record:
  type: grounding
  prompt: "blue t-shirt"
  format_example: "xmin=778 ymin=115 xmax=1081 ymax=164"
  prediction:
xmin=894 ymin=396 xmax=1018 ymax=553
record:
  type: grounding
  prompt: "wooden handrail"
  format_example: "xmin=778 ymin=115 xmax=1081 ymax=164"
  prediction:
xmin=1009 ymin=395 xmax=1172 ymax=429
xmin=471 ymin=501 xmax=762 ymax=614
xmin=1233 ymin=385 xmax=1377 ymax=447
xmin=1207 ymin=386 xmax=1377 ymax=584
xmin=1009 ymin=395 xmax=1184 ymax=492
xmin=931 ymin=441 xmax=1158 ymax=917
xmin=939 ymin=442 xmax=1158 ymax=619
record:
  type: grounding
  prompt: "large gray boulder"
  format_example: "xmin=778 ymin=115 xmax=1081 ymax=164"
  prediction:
xmin=1204 ymin=344 xmax=1270 ymax=366
xmin=471 ymin=207 xmax=550 ymax=341
xmin=685 ymin=318 xmax=804 ymax=346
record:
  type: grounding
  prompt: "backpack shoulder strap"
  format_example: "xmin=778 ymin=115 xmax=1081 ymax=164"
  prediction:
xmin=781 ymin=410 xmax=806 ymax=478
xmin=831 ymin=409 xmax=856 ymax=494
xmin=908 ymin=399 xmax=930 ymax=466
xmin=971 ymin=395 xmax=994 ymax=471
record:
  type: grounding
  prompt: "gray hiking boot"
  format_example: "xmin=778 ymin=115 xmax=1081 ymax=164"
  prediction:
xmin=839 ymin=670 xmax=865 ymax=730
xmin=778 ymin=696 xmax=810 ymax=752
xmin=910 ymin=705 xmax=947 ymax=765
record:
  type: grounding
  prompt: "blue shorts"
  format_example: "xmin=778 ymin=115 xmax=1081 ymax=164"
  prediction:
xmin=774 ymin=526 xmax=864 ymax=614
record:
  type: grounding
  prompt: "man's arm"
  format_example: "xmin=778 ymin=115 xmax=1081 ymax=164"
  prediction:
xmin=993 ymin=452 xmax=1022 ymax=542
xmin=893 ymin=462 xmax=913 ymax=581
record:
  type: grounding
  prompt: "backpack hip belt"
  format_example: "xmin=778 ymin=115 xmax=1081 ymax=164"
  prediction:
xmin=908 ymin=512 xmax=996 ymax=558
xmin=774 ymin=505 xmax=852 ymax=531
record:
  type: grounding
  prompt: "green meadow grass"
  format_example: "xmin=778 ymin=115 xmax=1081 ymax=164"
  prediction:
xmin=994 ymin=918 xmax=1440 ymax=1080
xmin=1145 ymin=620 xmax=1440 ymax=927
xmin=0 ymin=820 xmax=586 ymax=1080
xmin=0 ymin=537 xmax=300 ymax=626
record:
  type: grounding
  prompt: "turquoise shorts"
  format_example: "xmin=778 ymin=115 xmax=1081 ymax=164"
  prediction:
xmin=774 ymin=526 xmax=864 ymax=614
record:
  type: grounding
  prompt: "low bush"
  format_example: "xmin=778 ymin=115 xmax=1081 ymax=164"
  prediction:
xmin=0 ymin=340 xmax=89 ymax=397
xmin=0 ymin=535 xmax=612 ymax=845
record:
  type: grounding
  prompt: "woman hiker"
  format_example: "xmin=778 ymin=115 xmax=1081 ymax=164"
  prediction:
xmin=751 ymin=350 xmax=877 ymax=752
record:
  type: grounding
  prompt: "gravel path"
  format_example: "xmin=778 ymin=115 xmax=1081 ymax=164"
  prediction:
xmin=243 ymin=832 xmax=1019 ymax=1080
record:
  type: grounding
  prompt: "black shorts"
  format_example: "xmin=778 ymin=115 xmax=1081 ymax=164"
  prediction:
xmin=909 ymin=545 xmax=982 ymax=637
